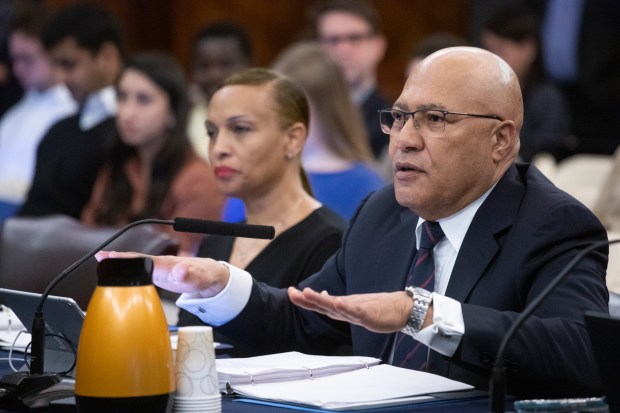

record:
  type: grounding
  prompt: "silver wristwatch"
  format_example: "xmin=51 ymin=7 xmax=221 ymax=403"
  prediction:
xmin=402 ymin=286 xmax=433 ymax=336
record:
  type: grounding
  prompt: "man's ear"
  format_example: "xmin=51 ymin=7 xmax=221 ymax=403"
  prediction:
xmin=491 ymin=120 xmax=519 ymax=163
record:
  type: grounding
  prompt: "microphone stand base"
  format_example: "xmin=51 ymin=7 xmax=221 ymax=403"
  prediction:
xmin=0 ymin=371 xmax=70 ymax=411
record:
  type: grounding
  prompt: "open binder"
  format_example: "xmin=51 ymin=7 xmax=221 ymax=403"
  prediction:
xmin=216 ymin=352 xmax=475 ymax=411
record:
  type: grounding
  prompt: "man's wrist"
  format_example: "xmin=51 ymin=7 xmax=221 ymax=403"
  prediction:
xmin=176 ymin=262 xmax=253 ymax=326
xmin=402 ymin=287 xmax=433 ymax=336
xmin=198 ymin=261 xmax=230 ymax=298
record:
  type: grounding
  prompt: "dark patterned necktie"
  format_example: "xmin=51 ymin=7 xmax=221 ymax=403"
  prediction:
xmin=392 ymin=220 xmax=445 ymax=370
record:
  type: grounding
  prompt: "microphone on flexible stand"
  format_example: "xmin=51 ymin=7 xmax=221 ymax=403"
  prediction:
xmin=0 ymin=217 xmax=274 ymax=410
xmin=489 ymin=238 xmax=618 ymax=413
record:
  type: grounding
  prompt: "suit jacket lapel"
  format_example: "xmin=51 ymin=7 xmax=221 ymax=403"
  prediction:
xmin=395 ymin=208 xmax=420 ymax=288
xmin=445 ymin=165 xmax=526 ymax=302
xmin=366 ymin=205 xmax=418 ymax=361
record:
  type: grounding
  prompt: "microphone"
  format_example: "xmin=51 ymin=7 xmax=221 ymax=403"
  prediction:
xmin=489 ymin=238 xmax=618 ymax=413
xmin=173 ymin=217 xmax=275 ymax=239
xmin=0 ymin=217 xmax=274 ymax=409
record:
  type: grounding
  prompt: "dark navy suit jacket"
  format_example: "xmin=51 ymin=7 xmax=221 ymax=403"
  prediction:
xmin=218 ymin=163 xmax=609 ymax=398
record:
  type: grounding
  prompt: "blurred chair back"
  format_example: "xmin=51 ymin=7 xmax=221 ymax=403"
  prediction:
xmin=552 ymin=154 xmax=614 ymax=209
xmin=0 ymin=215 xmax=179 ymax=309
xmin=531 ymin=152 xmax=557 ymax=182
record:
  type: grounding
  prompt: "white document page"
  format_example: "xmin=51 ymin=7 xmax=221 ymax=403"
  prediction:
xmin=231 ymin=363 xmax=474 ymax=411
xmin=217 ymin=351 xmax=381 ymax=387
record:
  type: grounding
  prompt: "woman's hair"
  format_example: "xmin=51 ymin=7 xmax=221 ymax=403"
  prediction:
xmin=219 ymin=67 xmax=309 ymax=130
xmin=215 ymin=68 xmax=313 ymax=194
xmin=93 ymin=51 xmax=192 ymax=224
xmin=272 ymin=41 xmax=374 ymax=163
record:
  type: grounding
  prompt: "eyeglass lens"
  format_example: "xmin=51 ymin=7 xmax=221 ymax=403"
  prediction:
xmin=380 ymin=109 xmax=447 ymax=136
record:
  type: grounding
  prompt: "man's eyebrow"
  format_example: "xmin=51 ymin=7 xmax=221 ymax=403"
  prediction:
xmin=392 ymin=101 xmax=407 ymax=110
xmin=392 ymin=102 xmax=448 ymax=111
xmin=416 ymin=103 xmax=449 ymax=111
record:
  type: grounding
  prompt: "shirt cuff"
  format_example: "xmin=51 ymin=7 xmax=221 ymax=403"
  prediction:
xmin=413 ymin=293 xmax=464 ymax=357
xmin=175 ymin=261 xmax=253 ymax=326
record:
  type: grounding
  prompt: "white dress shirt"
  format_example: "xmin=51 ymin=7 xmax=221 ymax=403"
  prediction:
xmin=79 ymin=86 xmax=117 ymax=131
xmin=404 ymin=186 xmax=492 ymax=357
xmin=0 ymin=85 xmax=77 ymax=203
xmin=177 ymin=186 xmax=494 ymax=358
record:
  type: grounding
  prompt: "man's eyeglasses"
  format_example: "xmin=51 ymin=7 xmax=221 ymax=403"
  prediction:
xmin=378 ymin=108 xmax=502 ymax=137
xmin=320 ymin=31 xmax=375 ymax=47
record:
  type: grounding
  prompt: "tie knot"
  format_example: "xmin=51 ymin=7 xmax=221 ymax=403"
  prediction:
xmin=419 ymin=221 xmax=445 ymax=250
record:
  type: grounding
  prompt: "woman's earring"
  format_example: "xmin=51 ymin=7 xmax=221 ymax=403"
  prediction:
xmin=285 ymin=152 xmax=295 ymax=160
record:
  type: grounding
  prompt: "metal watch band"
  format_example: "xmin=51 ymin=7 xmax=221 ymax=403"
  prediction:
xmin=402 ymin=286 xmax=433 ymax=336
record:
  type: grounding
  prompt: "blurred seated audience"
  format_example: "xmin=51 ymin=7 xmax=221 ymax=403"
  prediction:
xmin=310 ymin=0 xmax=389 ymax=159
xmin=274 ymin=41 xmax=385 ymax=220
xmin=0 ymin=5 xmax=77 ymax=223
xmin=540 ymin=0 xmax=620 ymax=156
xmin=178 ymin=68 xmax=346 ymax=355
xmin=18 ymin=4 xmax=123 ymax=219
xmin=481 ymin=4 xmax=572 ymax=162
xmin=0 ymin=0 xmax=23 ymax=118
xmin=81 ymin=52 xmax=224 ymax=256
xmin=187 ymin=21 xmax=252 ymax=161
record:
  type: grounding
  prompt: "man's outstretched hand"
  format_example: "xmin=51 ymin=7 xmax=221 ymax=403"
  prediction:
xmin=287 ymin=287 xmax=413 ymax=333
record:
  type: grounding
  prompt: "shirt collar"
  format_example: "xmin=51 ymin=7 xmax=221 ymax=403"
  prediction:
xmin=79 ymin=86 xmax=117 ymax=131
xmin=350 ymin=84 xmax=375 ymax=105
xmin=416 ymin=184 xmax=495 ymax=253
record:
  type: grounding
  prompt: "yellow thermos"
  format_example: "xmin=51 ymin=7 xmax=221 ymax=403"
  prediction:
xmin=75 ymin=257 xmax=174 ymax=412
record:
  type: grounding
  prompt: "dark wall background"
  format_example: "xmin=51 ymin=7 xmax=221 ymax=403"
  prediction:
xmin=43 ymin=0 xmax=468 ymax=102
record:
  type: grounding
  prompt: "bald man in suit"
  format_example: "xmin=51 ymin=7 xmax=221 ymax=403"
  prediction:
xmin=99 ymin=47 xmax=608 ymax=399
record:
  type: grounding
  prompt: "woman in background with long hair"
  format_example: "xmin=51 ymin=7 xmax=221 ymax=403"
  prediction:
xmin=81 ymin=52 xmax=225 ymax=255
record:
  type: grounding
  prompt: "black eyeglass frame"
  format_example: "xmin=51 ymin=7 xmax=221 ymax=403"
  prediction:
xmin=378 ymin=108 xmax=503 ymax=135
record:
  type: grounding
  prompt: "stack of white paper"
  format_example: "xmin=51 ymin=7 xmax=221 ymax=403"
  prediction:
xmin=216 ymin=352 xmax=474 ymax=411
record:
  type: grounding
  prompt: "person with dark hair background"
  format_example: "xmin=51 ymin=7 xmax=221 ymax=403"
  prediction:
xmin=81 ymin=52 xmax=225 ymax=256
xmin=186 ymin=21 xmax=252 ymax=161
xmin=19 ymin=3 xmax=124 ymax=219
xmin=481 ymin=4 xmax=572 ymax=162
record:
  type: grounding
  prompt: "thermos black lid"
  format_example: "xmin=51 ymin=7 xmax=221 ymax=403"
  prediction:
xmin=97 ymin=257 xmax=154 ymax=286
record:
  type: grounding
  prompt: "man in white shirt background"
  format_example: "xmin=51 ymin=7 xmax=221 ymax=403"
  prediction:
xmin=18 ymin=3 xmax=123 ymax=219
xmin=0 ymin=5 xmax=76 ymax=223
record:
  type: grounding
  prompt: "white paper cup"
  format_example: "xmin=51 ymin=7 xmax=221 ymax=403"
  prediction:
xmin=174 ymin=326 xmax=219 ymax=398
